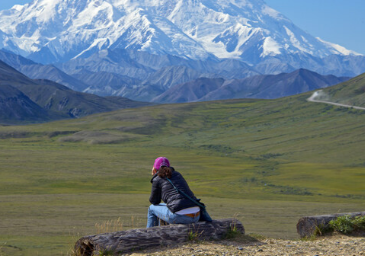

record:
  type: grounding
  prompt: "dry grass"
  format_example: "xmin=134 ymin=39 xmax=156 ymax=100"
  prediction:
xmin=95 ymin=218 xmax=124 ymax=234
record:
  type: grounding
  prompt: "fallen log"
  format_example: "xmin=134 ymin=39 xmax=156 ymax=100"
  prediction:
xmin=297 ymin=211 xmax=365 ymax=238
xmin=75 ymin=218 xmax=244 ymax=256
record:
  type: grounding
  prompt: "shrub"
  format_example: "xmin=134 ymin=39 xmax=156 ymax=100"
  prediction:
xmin=329 ymin=215 xmax=365 ymax=234
xmin=329 ymin=215 xmax=354 ymax=234
xmin=353 ymin=216 xmax=365 ymax=230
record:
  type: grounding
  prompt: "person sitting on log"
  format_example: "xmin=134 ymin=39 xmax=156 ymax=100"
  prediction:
xmin=147 ymin=157 xmax=201 ymax=228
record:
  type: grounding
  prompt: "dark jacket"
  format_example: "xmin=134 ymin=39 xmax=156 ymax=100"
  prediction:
xmin=149 ymin=168 xmax=198 ymax=213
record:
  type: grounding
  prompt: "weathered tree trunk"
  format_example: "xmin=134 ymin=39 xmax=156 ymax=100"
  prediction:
xmin=297 ymin=211 xmax=365 ymax=238
xmin=75 ymin=219 xmax=244 ymax=256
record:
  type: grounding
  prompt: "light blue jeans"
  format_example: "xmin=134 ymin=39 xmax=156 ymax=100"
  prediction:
xmin=147 ymin=203 xmax=200 ymax=228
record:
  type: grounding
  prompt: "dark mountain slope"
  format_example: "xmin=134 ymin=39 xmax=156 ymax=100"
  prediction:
xmin=57 ymin=49 xmax=155 ymax=80
xmin=57 ymin=49 xmax=260 ymax=100
xmin=154 ymin=69 xmax=350 ymax=103
xmin=0 ymin=60 xmax=153 ymax=123
xmin=0 ymin=84 xmax=50 ymax=123
xmin=0 ymin=58 xmax=36 ymax=85
xmin=234 ymin=69 xmax=349 ymax=99
xmin=153 ymin=78 xmax=225 ymax=103
xmin=20 ymin=64 xmax=89 ymax=91
xmin=0 ymin=50 xmax=89 ymax=91
xmin=142 ymin=66 xmax=213 ymax=91
xmin=75 ymin=70 xmax=142 ymax=96
xmin=12 ymin=77 xmax=152 ymax=118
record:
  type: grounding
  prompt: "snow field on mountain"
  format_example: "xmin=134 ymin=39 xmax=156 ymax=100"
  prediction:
xmin=0 ymin=0 xmax=360 ymax=63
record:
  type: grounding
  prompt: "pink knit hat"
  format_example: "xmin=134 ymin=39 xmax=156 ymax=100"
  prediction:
xmin=153 ymin=157 xmax=170 ymax=169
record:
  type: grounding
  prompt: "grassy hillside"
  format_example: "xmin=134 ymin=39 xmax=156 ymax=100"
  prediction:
xmin=0 ymin=84 xmax=365 ymax=255
xmin=324 ymin=72 xmax=365 ymax=107
xmin=2 ymin=94 xmax=364 ymax=198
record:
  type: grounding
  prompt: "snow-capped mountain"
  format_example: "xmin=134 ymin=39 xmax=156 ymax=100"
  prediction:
xmin=0 ymin=0 xmax=361 ymax=66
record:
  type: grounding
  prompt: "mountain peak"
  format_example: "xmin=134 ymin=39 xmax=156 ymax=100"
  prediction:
xmin=0 ymin=0 xmax=361 ymax=68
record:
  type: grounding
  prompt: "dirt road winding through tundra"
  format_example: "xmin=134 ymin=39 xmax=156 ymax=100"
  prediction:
xmin=307 ymin=91 xmax=365 ymax=110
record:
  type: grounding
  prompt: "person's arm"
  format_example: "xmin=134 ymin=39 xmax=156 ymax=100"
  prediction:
xmin=149 ymin=178 xmax=162 ymax=205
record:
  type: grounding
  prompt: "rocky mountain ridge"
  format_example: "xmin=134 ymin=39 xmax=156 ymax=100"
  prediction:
xmin=0 ymin=49 xmax=350 ymax=103
xmin=0 ymin=0 xmax=363 ymax=103
xmin=0 ymin=0 xmax=363 ymax=78
xmin=153 ymin=69 xmax=350 ymax=103
xmin=0 ymin=59 xmax=152 ymax=124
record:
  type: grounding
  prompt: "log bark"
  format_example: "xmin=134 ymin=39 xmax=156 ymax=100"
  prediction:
xmin=74 ymin=219 xmax=244 ymax=256
xmin=297 ymin=211 xmax=365 ymax=238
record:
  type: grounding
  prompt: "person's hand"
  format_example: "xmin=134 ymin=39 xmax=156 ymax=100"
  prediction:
xmin=151 ymin=167 xmax=156 ymax=176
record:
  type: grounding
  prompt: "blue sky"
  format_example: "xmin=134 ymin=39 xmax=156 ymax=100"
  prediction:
xmin=0 ymin=0 xmax=364 ymax=54
xmin=266 ymin=0 xmax=365 ymax=55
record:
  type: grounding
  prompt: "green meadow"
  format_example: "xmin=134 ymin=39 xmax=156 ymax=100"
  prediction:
xmin=1 ymin=91 xmax=365 ymax=255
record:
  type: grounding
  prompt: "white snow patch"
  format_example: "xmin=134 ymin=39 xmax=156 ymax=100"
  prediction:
xmin=301 ymin=36 xmax=309 ymax=44
xmin=73 ymin=38 xmax=110 ymax=59
xmin=316 ymin=37 xmax=361 ymax=56
xmin=284 ymin=25 xmax=312 ymax=54
xmin=197 ymin=24 xmax=256 ymax=59
xmin=33 ymin=0 xmax=63 ymax=23
xmin=8 ymin=33 xmax=40 ymax=52
xmin=261 ymin=5 xmax=286 ymax=20
xmin=229 ymin=0 xmax=252 ymax=9
xmin=11 ymin=5 xmax=25 ymax=11
xmin=73 ymin=0 xmax=113 ymax=28
xmin=261 ymin=37 xmax=281 ymax=57
xmin=200 ymin=34 xmax=241 ymax=59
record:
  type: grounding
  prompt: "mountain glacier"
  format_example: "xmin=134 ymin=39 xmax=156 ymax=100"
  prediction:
xmin=0 ymin=0 xmax=361 ymax=65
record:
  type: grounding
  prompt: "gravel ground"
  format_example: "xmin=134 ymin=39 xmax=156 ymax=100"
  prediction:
xmin=129 ymin=235 xmax=365 ymax=256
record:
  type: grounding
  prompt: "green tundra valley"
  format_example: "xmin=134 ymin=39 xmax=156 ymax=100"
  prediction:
xmin=1 ymin=74 xmax=365 ymax=255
